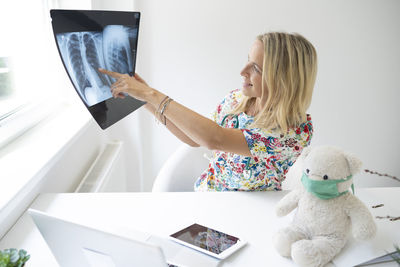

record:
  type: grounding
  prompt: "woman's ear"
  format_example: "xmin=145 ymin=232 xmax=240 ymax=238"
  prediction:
xmin=300 ymin=146 xmax=312 ymax=160
xmin=344 ymin=152 xmax=363 ymax=175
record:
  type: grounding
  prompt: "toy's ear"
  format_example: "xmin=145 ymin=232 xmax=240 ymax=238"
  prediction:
xmin=344 ymin=152 xmax=363 ymax=175
xmin=300 ymin=146 xmax=312 ymax=160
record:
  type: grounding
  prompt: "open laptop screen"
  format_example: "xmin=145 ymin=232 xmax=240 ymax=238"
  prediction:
xmin=50 ymin=10 xmax=145 ymax=129
xmin=28 ymin=209 xmax=169 ymax=267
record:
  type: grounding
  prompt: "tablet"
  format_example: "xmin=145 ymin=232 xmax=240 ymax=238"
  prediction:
xmin=169 ymin=223 xmax=247 ymax=260
xmin=50 ymin=9 xmax=145 ymax=129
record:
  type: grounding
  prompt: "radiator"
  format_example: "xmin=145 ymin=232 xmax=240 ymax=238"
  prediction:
xmin=75 ymin=140 xmax=126 ymax=192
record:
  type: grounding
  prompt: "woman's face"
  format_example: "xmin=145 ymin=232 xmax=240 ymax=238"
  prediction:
xmin=240 ymin=40 xmax=264 ymax=98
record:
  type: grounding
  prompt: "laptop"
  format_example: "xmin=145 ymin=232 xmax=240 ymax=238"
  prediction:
xmin=28 ymin=209 xmax=219 ymax=267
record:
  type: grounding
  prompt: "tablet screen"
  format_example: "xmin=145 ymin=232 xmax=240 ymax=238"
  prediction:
xmin=170 ymin=223 xmax=239 ymax=255
xmin=50 ymin=10 xmax=145 ymax=129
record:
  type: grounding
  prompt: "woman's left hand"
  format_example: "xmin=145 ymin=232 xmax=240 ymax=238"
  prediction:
xmin=98 ymin=68 xmax=153 ymax=102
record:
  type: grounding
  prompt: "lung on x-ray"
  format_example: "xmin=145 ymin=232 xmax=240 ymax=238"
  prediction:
xmin=50 ymin=10 xmax=145 ymax=129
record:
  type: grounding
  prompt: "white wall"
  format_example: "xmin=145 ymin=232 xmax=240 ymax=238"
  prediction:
xmin=129 ymin=0 xmax=400 ymax=190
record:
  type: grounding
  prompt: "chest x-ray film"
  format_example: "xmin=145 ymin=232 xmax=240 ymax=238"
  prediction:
xmin=50 ymin=10 xmax=145 ymax=129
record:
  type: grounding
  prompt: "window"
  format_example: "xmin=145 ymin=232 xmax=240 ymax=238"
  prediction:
xmin=0 ymin=1 xmax=54 ymax=147
xmin=0 ymin=0 xmax=91 ymax=148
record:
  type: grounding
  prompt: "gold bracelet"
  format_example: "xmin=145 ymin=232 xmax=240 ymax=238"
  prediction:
xmin=155 ymin=96 xmax=169 ymax=125
xmin=160 ymin=98 xmax=173 ymax=117
xmin=159 ymin=98 xmax=173 ymax=126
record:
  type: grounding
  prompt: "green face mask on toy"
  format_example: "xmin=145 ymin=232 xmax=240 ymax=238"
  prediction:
xmin=301 ymin=172 xmax=354 ymax=200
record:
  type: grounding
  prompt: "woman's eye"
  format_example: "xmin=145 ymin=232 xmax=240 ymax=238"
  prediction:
xmin=252 ymin=65 xmax=261 ymax=74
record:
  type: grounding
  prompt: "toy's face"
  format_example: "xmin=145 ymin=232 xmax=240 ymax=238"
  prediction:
xmin=303 ymin=147 xmax=352 ymax=181
xmin=302 ymin=146 xmax=355 ymax=193
xmin=303 ymin=167 xmax=329 ymax=181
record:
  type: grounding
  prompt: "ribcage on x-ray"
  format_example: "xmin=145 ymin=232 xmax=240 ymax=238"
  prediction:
xmin=56 ymin=25 xmax=136 ymax=106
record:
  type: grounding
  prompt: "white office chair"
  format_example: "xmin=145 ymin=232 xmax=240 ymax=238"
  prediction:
xmin=152 ymin=144 xmax=302 ymax=192
xmin=152 ymin=144 xmax=211 ymax=192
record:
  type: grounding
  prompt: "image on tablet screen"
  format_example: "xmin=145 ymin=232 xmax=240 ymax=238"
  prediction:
xmin=171 ymin=223 xmax=239 ymax=254
xmin=56 ymin=25 xmax=137 ymax=106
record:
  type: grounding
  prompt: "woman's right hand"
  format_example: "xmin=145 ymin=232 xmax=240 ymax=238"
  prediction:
xmin=128 ymin=73 xmax=150 ymax=104
xmin=99 ymin=68 xmax=155 ymax=101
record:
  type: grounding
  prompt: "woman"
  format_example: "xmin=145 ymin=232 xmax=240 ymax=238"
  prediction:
xmin=99 ymin=32 xmax=317 ymax=191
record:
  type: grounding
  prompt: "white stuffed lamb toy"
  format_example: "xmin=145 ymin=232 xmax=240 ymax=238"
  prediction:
xmin=273 ymin=146 xmax=377 ymax=267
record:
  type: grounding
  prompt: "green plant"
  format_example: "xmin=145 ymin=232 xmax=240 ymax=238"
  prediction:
xmin=0 ymin=248 xmax=30 ymax=267
xmin=390 ymin=244 xmax=400 ymax=264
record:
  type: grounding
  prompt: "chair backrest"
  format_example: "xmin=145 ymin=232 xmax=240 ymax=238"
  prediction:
xmin=152 ymin=145 xmax=211 ymax=192
xmin=152 ymin=144 xmax=302 ymax=192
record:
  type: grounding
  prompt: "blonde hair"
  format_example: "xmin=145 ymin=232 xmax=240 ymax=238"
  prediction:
xmin=233 ymin=32 xmax=317 ymax=132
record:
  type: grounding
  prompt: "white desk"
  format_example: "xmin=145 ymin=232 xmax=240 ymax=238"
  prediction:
xmin=0 ymin=188 xmax=399 ymax=267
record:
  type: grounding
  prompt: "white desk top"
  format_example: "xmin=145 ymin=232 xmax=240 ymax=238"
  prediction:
xmin=0 ymin=188 xmax=399 ymax=267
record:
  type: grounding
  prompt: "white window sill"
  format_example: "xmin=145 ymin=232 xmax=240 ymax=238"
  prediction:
xmin=0 ymin=102 xmax=92 ymax=238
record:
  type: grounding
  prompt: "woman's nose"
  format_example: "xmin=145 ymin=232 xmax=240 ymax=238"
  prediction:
xmin=240 ymin=65 xmax=249 ymax=77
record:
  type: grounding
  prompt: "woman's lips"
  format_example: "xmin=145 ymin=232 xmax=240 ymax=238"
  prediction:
xmin=243 ymin=82 xmax=253 ymax=88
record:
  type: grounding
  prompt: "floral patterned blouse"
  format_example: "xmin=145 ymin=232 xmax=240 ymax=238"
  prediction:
xmin=194 ymin=89 xmax=313 ymax=192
